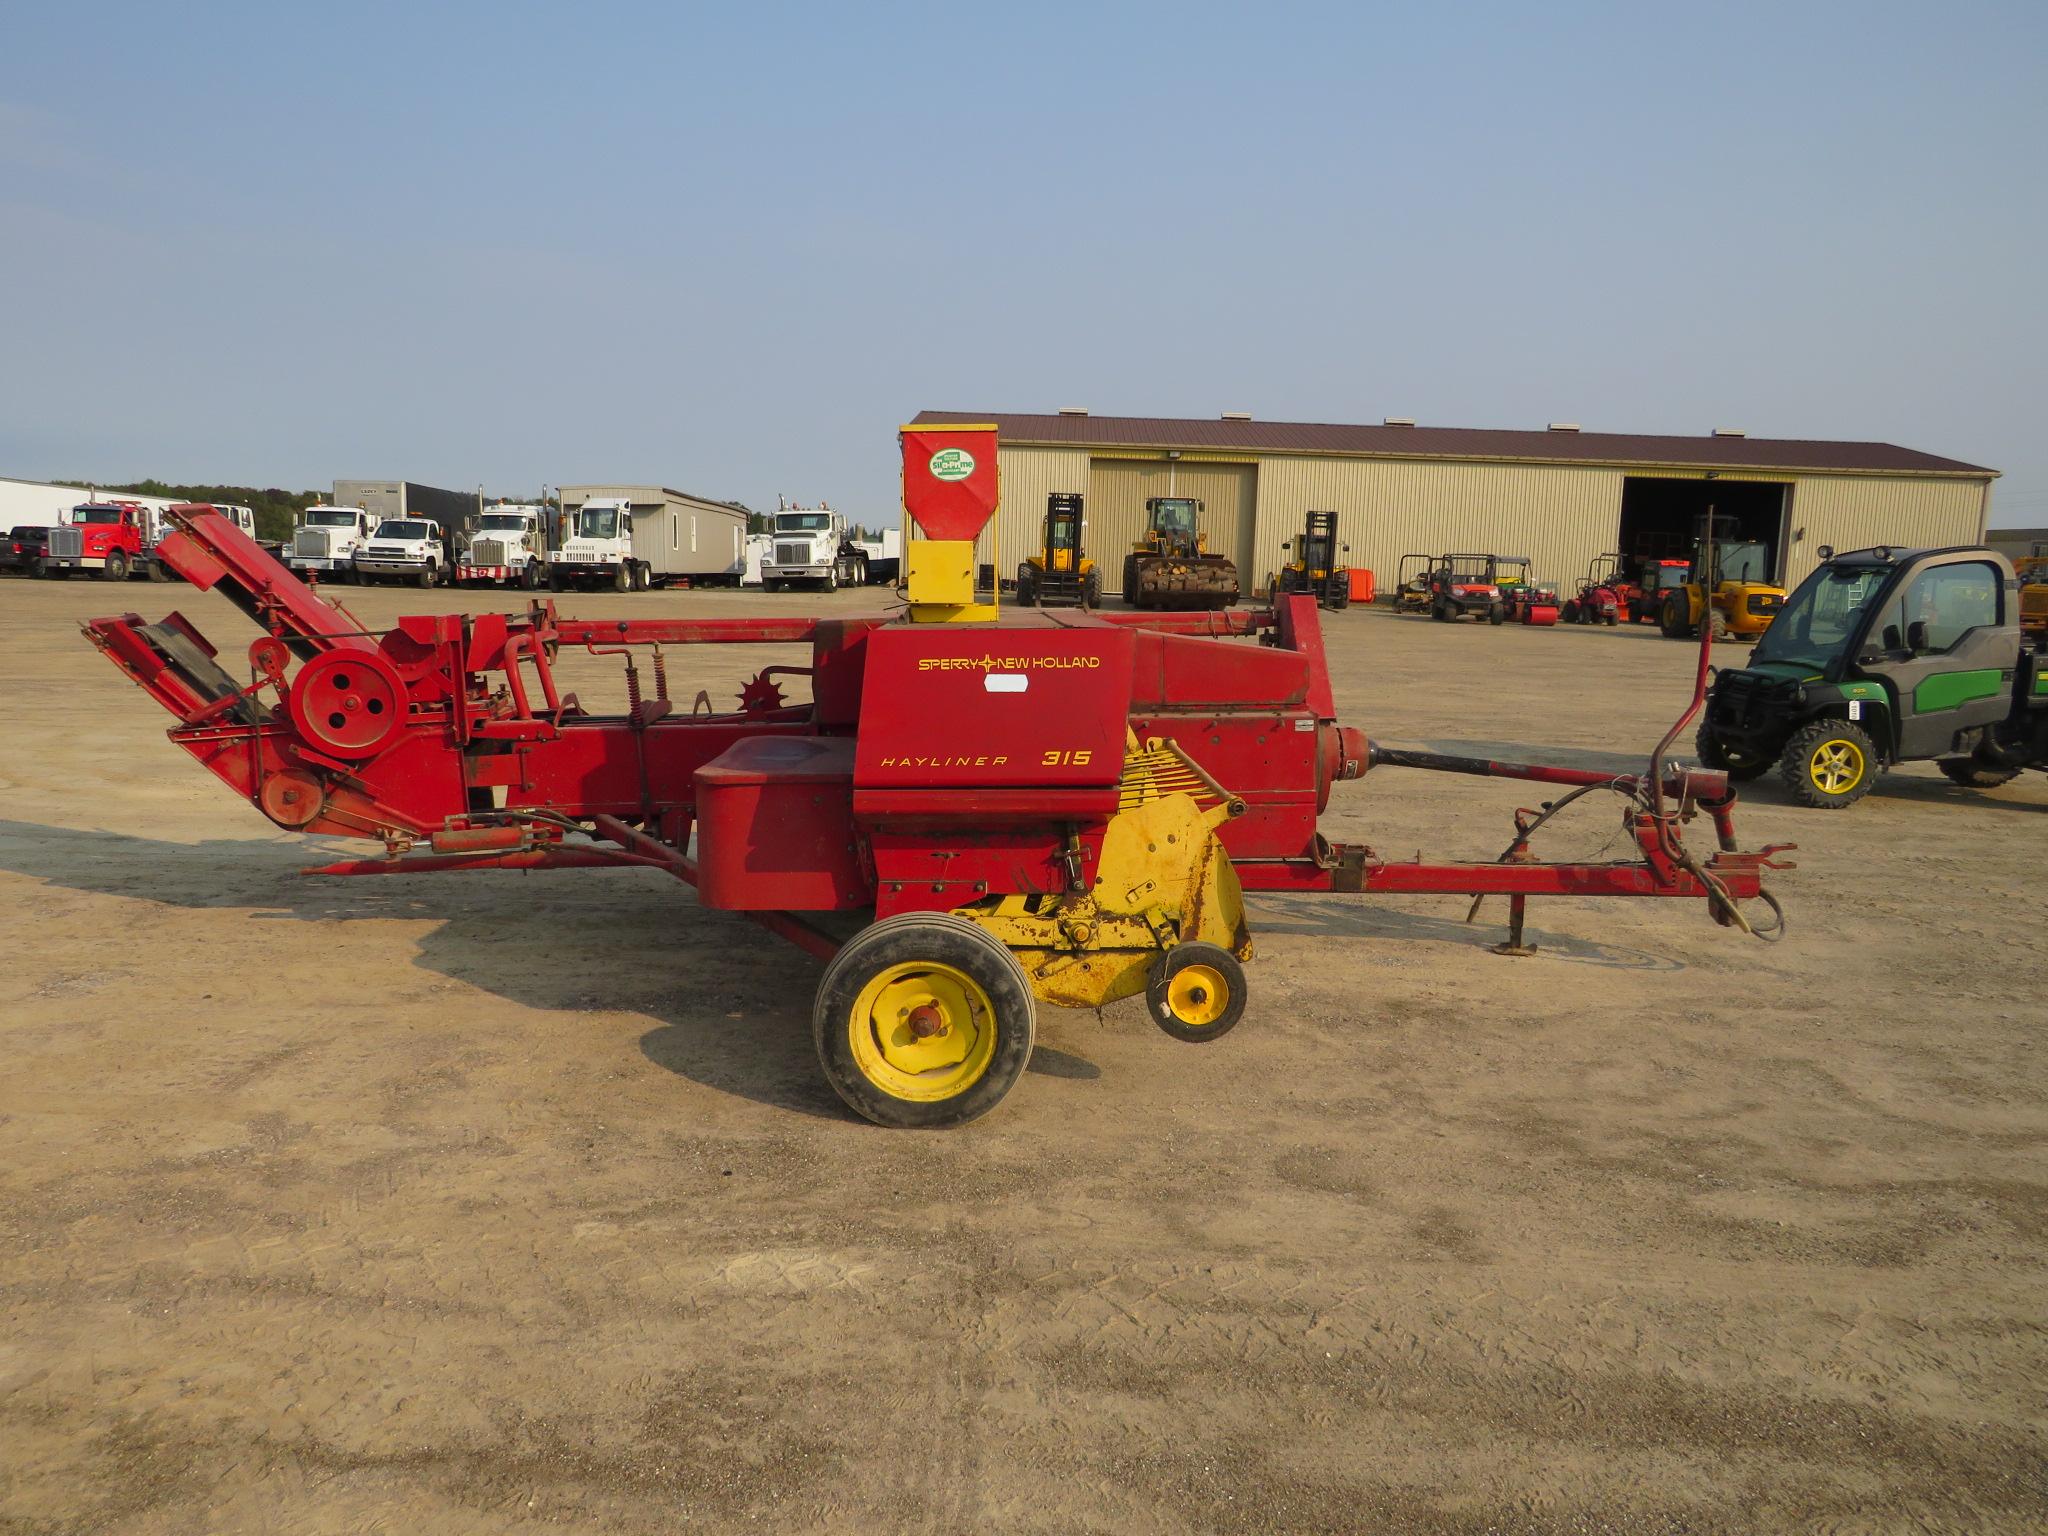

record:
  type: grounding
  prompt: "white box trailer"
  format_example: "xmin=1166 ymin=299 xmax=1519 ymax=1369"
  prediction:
xmin=554 ymin=485 xmax=751 ymax=591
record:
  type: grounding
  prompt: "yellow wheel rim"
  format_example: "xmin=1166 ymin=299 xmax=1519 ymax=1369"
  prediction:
xmin=1165 ymin=964 xmax=1231 ymax=1029
xmin=1808 ymin=738 xmax=1866 ymax=795
xmin=846 ymin=961 xmax=997 ymax=1103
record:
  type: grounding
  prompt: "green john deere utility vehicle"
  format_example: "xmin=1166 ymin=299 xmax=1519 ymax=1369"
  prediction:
xmin=1697 ymin=544 xmax=2048 ymax=808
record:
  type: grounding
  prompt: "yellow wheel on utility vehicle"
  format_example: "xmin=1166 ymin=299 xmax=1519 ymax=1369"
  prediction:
xmin=812 ymin=913 xmax=1037 ymax=1128
xmin=1779 ymin=718 xmax=1880 ymax=809
xmin=1146 ymin=942 xmax=1248 ymax=1043
xmin=1807 ymin=737 xmax=1865 ymax=794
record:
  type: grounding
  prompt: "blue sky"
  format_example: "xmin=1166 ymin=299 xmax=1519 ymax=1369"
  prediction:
xmin=3 ymin=1 xmax=2042 ymax=526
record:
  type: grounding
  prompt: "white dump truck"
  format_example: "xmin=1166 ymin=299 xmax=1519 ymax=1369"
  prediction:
xmin=457 ymin=503 xmax=548 ymax=588
xmin=762 ymin=500 xmax=869 ymax=591
xmin=289 ymin=505 xmax=376 ymax=583
xmin=553 ymin=485 xmax=751 ymax=593
xmin=353 ymin=517 xmax=452 ymax=587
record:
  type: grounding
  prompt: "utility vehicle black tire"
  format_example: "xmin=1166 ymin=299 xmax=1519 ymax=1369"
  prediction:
xmin=1145 ymin=943 xmax=1248 ymax=1044
xmin=1488 ymin=602 xmax=1505 ymax=625
xmin=1780 ymin=718 xmax=1880 ymax=809
xmin=812 ymin=912 xmax=1037 ymax=1129
xmin=1937 ymin=757 xmax=2021 ymax=789
xmin=1694 ymin=725 xmax=1771 ymax=782
xmin=1432 ymin=599 xmax=1449 ymax=622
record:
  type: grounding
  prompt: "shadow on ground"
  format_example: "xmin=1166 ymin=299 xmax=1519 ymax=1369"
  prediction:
xmin=0 ymin=820 xmax=1114 ymax=1118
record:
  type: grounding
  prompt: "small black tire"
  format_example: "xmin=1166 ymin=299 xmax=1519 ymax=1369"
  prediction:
xmin=1937 ymin=756 xmax=2021 ymax=789
xmin=1488 ymin=602 xmax=1505 ymax=626
xmin=1561 ymin=599 xmax=1581 ymax=624
xmin=1780 ymin=718 xmax=1880 ymax=809
xmin=1694 ymin=725 xmax=1771 ymax=782
xmin=1145 ymin=943 xmax=1248 ymax=1044
xmin=813 ymin=913 xmax=1037 ymax=1129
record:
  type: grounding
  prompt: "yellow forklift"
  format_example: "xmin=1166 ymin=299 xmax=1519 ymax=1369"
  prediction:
xmin=1658 ymin=519 xmax=1787 ymax=641
xmin=1270 ymin=510 xmax=1352 ymax=610
xmin=1016 ymin=492 xmax=1099 ymax=608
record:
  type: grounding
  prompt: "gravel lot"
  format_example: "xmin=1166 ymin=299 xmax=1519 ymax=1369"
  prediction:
xmin=2 ymin=574 xmax=2043 ymax=1533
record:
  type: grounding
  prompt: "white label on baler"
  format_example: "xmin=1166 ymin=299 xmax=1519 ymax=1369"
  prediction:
xmin=984 ymin=673 xmax=1028 ymax=693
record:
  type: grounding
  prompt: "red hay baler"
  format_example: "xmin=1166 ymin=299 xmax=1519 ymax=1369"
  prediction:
xmin=81 ymin=424 xmax=1791 ymax=1127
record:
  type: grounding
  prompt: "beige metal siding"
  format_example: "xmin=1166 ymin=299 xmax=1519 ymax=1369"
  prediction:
xmin=984 ymin=446 xmax=1091 ymax=580
xmin=994 ymin=439 xmax=1994 ymax=606
xmin=1249 ymin=457 xmax=1623 ymax=599
xmin=1775 ymin=476 xmax=1987 ymax=589
xmin=1085 ymin=458 xmax=1257 ymax=592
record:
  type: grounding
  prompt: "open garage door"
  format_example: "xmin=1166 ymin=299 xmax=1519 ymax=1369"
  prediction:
xmin=1618 ymin=477 xmax=1788 ymax=584
xmin=1088 ymin=459 xmax=1256 ymax=594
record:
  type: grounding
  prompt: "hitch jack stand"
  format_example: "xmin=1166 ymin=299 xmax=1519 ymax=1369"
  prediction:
xmin=1491 ymin=894 xmax=1539 ymax=957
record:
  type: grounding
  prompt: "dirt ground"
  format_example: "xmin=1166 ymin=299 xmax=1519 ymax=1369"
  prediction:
xmin=1 ymin=573 xmax=2043 ymax=1535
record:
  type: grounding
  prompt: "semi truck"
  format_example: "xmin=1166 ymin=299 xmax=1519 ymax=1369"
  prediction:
xmin=289 ymin=506 xmax=377 ymax=582
xmin=457 ymin=503 xmax=548 ymax=588
xmin=762 ymin=500 xmax=870 ymax=591
xmin=554 ymin=485 xmax=751 ymax=593
xmin=46 ymin=501 xmax=255 ymax=581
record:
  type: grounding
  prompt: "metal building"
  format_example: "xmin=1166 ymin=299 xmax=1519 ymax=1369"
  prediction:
xmin=909 ymin=411 xmax=1998 ymax=598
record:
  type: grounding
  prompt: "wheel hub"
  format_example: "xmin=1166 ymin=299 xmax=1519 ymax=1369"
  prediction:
xmin=869 ymin=973 xmax=979 ymax=1077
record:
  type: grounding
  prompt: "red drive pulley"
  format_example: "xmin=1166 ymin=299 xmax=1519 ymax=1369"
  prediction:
xmin=286 ymin=649 xmax=407 ymax=758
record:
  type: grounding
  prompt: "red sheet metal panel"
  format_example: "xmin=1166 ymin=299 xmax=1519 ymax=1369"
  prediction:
xmin=855 ymin=624 xmax=1133 ymax=789
xmin=694 ymin=736 xmax=867 ymax=911
xmin=899 ymin=422 xmax=1000 ymax=543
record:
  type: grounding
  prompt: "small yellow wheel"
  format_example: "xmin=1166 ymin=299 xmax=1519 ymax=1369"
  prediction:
xmin=812 ymin=913 xmax=1036 ymax=1128
xmin=1145 ymin=942 xmax=1247 ymax=1044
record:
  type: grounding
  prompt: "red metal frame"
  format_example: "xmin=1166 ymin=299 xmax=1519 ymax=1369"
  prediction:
xmin=83 ymin=507 xmax=1791 ymax=963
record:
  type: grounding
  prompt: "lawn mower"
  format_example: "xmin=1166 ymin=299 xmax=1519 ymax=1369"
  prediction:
xmin=1393 ymin=553 xmax=1435 ymax=613
xmin=1562 ymin=554 xmax=1627 ymax=625
xmin=1493 ymin=557 xmax=1561 ymax=626
xmin=80 ymin=423 xmax=1791 ymax=1128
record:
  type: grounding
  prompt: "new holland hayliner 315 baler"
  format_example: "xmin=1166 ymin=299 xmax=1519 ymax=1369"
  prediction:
xmin=82 ymin=424 xmax=1792 ymax=1127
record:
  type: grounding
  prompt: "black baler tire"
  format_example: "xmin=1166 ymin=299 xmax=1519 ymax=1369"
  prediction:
xmin=1145 ymin=943 xmax=1248 ymax=1044
xmin=813 ymin=913 xmax=1037 ymax=1129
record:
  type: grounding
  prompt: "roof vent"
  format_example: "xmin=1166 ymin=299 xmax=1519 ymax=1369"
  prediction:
xmin=1712 ymin=427 xmax=1747 ymax=438
xmin=1057 ymin=406 xmax=1088 ymax=416
xmin=1548 ymin=422 xmax=1581 ymax=433
xmin=1382 ymin=416 xmax=1415 ymax=427
xmin=1220 ymin=411 xmax=1252 ymax=421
